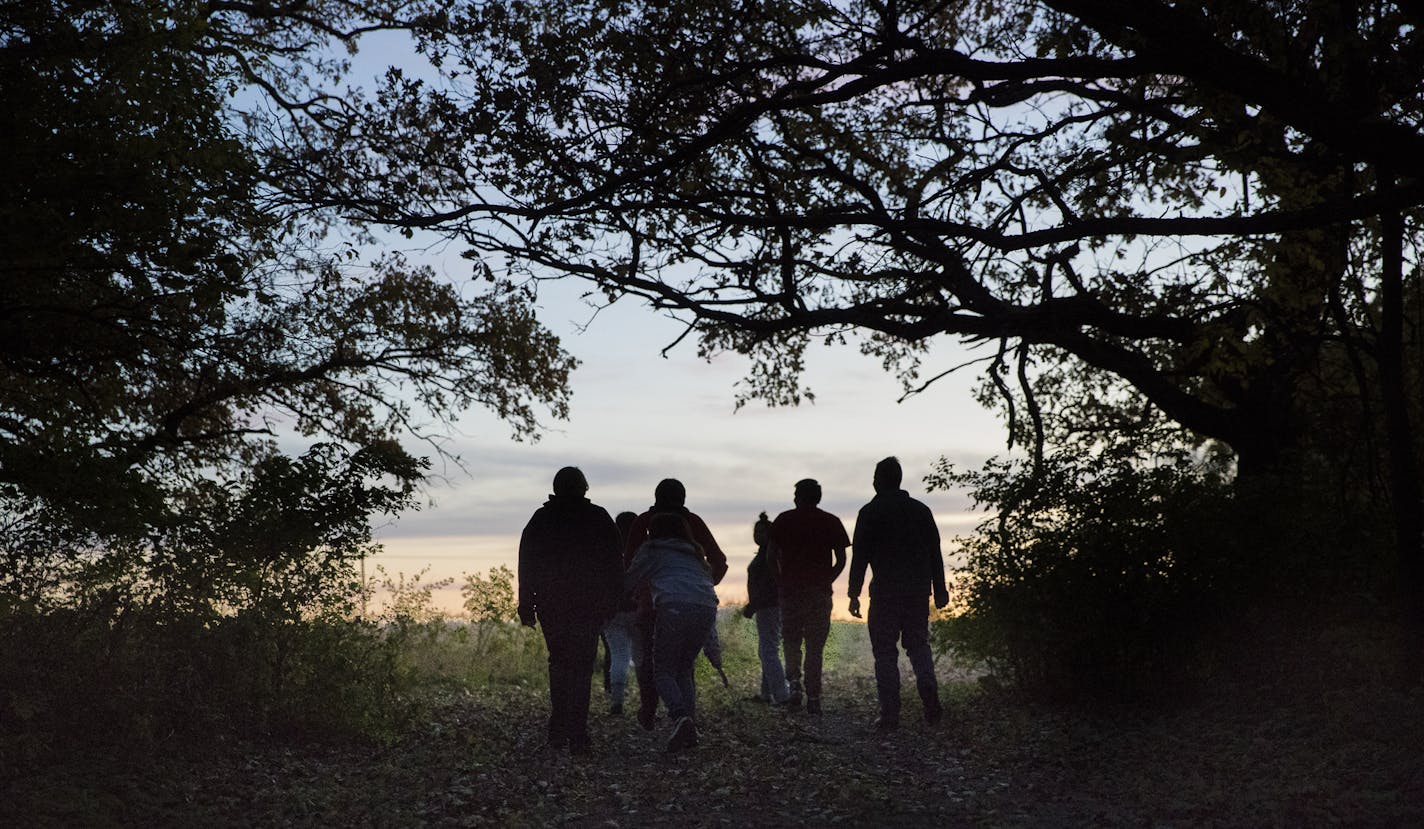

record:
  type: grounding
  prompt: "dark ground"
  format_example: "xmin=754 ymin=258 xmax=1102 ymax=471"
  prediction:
xmin=6 ymin=624 xmax=1422 ymax=827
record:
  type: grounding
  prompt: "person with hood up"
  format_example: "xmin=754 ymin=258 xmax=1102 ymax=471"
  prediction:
xmin=517 ymin=466 xmax=624 ymax=754
xmin=625 ymin=512 xmax=720 ymax=752
xmin=623 ymin=478 xmax=727 ymax=730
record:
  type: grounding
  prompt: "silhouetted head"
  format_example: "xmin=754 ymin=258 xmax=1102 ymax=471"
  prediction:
xmin=653 ymin=478 xmax=686 ymax=509
xmin=752 ymin=511 xmax=771 ymax=546
xmin=873 ymin=456 xmax=903 ymax=494
xmin=648 ymin=511 xmax=694 ymax=543
xmin=793 ymin=478 xmax=821 ymax=506
xmin=552 ymin=466 xmax=588 ymax=497
xmin=615 ymin=511 xmax=637 ymax=540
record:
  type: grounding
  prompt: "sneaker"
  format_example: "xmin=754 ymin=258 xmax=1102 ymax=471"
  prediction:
xmin=637 ymin=706 xmax=656 ymax=731
xmin=875 ymin=715 xmax=899 ymax=732
xmin=666 ymin=716 xmax=698 ymax=752
xmin=806 ymin=697 xmax=822 ymax=716
xmin=785 ymin=691 xmax=803 ymax=710
xmin=609 ymin=703 xmax=623 ymax=717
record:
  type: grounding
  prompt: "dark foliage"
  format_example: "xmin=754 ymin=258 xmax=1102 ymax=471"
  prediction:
xmin=929 ymin=446 xmax=1398 ymax=702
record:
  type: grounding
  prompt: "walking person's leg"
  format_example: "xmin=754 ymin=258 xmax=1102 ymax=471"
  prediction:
xmin=756 ymin=607 xmax=790 ymax=703
xmin=604 ymin=611 xmax=635 ymax=714
xmin=781 ymin=592 xmax=806 ymax=706
xmin=634 ymin=608 xmax=658 ymax=729
xmin=540 ymin=616 xmax=572 ymax=746
xmin=801 ymin=592 xmax=833 ymax=714
xmin=653 ymin=602 xmax=714 ymax=751
xmin=899 ymin=598 xmax=943 ymax=723
xmin=566 ymin=621 xmax=601 ymax=751
xmin=867 ymin=596 xmax=903 ymax=728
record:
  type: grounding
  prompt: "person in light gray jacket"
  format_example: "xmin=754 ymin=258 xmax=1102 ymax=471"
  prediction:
xmin=625 ymin=512 xmax=719 ymax=752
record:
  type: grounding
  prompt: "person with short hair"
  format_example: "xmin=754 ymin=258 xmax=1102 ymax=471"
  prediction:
xmin=771 ymin=478 xmax=849 ymax=715
xmin=517 ymin=467 xmax=624 ymax=753
xmin=625 ymin=512 xmax=720 ymax=752
xmin=848 ymin=457 xmax=949 ymax=730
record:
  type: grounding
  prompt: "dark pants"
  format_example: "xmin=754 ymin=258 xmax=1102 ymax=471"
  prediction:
xmin=652 ymin=601 xmax=717 ymax=720
xmin=634 ymin=607 xmax=658 ymax=718
xmin=867 ymin=594 xmax=938 ymax=718
xmin=781 ymin=589 xmax=833 ymax=700
xmin=538 ymin=610 xmax=602 ymax=746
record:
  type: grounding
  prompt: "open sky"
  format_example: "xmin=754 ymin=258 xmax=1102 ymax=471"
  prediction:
xmin=367 ymin=270 xmax=1011 ymax=618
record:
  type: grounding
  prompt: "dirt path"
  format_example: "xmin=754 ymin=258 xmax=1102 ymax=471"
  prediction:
xmin=8 ymin=623 xmax=1422 ymax=826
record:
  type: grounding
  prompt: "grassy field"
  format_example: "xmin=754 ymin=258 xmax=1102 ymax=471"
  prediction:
xmin=5 ymin=614 xmax=1422 ymax=826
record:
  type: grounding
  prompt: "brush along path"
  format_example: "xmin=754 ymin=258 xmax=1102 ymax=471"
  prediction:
xmin=6 ymin=622 xmax=1422 ymax=826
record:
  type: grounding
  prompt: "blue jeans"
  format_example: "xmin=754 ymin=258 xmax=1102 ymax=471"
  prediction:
xmin=755 ymin=607 xmax=790 ymax=702
xmin=867 ymin=594 xmax=938 ymax=718
xmin=602 ymin=610 xmax=639 ymax=706
xmin=653 ymin=601 xmax=716 ymax=721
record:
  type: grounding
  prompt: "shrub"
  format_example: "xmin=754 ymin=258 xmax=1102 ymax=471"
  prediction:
xmin=928 ymin=448 xmax=1249 ymax=702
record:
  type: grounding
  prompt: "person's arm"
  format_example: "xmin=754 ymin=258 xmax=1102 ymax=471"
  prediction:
xmin=847 ymin=509 xmax=870 ymax=618
xmin=848 ymin=509 xmax=871 ymax=599
xmin=827 ymin=514 xmax=850 ymax=583
xmin=691 ymin=514 xmax=728 ymax=585
xmin=516 ymin=515 xmax=540 ymax=627
xmin=925 ymin=504 xmax=949 ymax=608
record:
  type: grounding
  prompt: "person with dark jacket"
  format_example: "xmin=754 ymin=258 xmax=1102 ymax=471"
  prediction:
xmin=848 ymin=457 xmax=949 ymax=730
xmin=625 ymin=512 xmax=720 ymax=752
xmin=517 ymin=466 xmax=624 ymax=753
xmin=623 ymin=478 xmax=728 ymax=730
xmin=740 ymin=511 xmax=790 ymax=704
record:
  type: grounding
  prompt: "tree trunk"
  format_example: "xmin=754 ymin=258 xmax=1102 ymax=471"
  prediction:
xmin=1378 ymin=172 xmax=1424 ymax=674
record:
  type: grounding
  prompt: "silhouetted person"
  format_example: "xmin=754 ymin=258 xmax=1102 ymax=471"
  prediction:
xmin=848 ymin=457 xmax=948 ymax=730
xmin=741 ymin=511 xmax=790 ymax=703
xmin=517 ymin=467 xmax=623 ymax=753
xmin=771 ymin=478 xmax=849 ymax=715
xmin=624 ymin=478 xmax=728 ymax=730
xmin=602 ymin=510 xmax=641 ymax=715
xmin=626 ymin=512 xmax=720 ymax=752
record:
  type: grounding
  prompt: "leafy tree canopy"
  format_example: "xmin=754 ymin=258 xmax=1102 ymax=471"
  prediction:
xmin=266 ymin=0 xmax=1421 ymax=475
xmin=0 ymin=0 xmax=576 ymax=548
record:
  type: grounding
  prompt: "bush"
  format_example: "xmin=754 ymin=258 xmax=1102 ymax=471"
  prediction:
xmin=0 ymin=603 xmax=412 ymax=770
xmin=928 ymin=448 xmax=1251 ymax=702
xmin=363 ymin=565 xmax=547 ymax=690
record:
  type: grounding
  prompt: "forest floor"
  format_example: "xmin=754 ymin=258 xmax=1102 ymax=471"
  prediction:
xmin=7 ymin=623 xmax=1423 ymax=827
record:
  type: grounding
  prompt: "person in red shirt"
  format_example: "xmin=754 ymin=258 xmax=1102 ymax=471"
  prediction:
xmin=623 ymin=478 xmax=728 ymax=730
xmin=770 ymin=478 xmax=849 ymax=715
